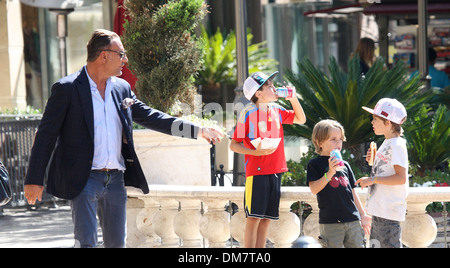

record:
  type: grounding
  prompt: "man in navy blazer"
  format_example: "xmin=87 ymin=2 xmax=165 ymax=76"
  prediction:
xmin=24 ymin=29 xmax=222 ymax=247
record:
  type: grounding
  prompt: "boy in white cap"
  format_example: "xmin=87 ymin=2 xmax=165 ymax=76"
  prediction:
xmin=356 ymin=98 xmax=409 ymax=248
xmin=230 ymin=71 xmax=306 ymax=248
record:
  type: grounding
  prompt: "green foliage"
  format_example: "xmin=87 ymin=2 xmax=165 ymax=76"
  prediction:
xmin=281 ymin=56 xmax=431 ymax=149
xmin=409 ymin=169 xmax=450 ymax=213
xmin=410 ymin=169 xmax=450 ymax=187
xmin=340 ymin=148 xmax=367 ymax=179
xmin=404 ymin=104 xmax=450 ymax=175
xmin=233 ymin=32 xmax=279 ymax=84
xmin=429 ymin=87 xmax=450 ymax=110
xmin=281 ymin=146 xmax=315 ymax=186
xmin=195 ymin=26 xmax=278 ymax=87
xmin=122 ymin=0 xmax=208 ymax=113
xmin=0 ymin=106 xmax=42 ymax=121
xmin=0 ymin=106 xmax=41 ymax=115
xmin=281 ymin=54 xmax=448 ymax=182
xmin=179 ymin=114 xmax=225 ymax=134
xmin=196 ymin=26 xmax=235 ymax=87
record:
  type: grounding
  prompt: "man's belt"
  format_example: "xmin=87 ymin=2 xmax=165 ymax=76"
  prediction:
xmin=92 ymin=168 xmax=119 ymax=173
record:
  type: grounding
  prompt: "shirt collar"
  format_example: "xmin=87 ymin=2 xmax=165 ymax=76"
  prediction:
xmin=84 ymin=65 xmax=116 ymax=91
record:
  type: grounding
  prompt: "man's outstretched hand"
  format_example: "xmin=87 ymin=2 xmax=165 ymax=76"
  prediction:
xmin=199 ymin=126 xmax=224 ymax=145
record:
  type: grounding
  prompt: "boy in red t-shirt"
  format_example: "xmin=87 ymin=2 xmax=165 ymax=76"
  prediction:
xmin=230 ymin=71 xmax=306 ymax=248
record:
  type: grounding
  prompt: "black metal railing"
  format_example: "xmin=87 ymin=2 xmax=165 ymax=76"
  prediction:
xmin=0 ymin=115 xmax=41 ymax=207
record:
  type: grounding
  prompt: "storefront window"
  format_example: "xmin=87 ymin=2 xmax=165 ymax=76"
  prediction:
xmin=66 ymin=2 xmax=104 ymax=75
xmin=390 ymin=18 xmax=450 ymax=80
xmin=264 ymin=2 xmax=359 ymax=80
xmin=22 ymin=1 xmax=104 ymax=110
xmin=22 ymin=4 xmax=44 ymax=109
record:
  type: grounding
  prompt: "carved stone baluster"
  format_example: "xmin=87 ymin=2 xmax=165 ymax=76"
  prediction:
xmin=126 ymin=185 xmax=450 ymax=248
xmin=303 ymin=201 xmax=320 ymax=240
xmin=200 ymin=199 xmax=230 ymax=248
xmin=268 ymin=200 xmax=301 ymax=248
xmin=401 ymin=202 xmax=437 ymax=248
xmin=174 ymin=199 xmax=203 ymax=247
xmin=126 ymin=197 xmax=160 ymax=247
xmin=153 ymin=198 xmax=180 ymax=247
xmin=126 ymin=197 xmax=146 ymax=247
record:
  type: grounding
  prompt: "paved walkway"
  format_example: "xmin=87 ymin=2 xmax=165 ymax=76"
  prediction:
xmin=0 ymin=203 xmax=76 ymax=248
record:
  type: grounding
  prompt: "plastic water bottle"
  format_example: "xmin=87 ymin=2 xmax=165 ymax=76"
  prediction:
xmin=276 ymin=87 xmax=294 ymax=98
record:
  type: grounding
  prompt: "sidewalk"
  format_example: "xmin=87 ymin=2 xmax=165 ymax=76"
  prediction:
xmin=0 ymin=203 xmax=76 ymax=248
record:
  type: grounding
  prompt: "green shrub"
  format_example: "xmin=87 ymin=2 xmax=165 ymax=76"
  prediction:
xmin=122 ymin=0 xmax=208 ymax=113
xmin=404 ymin=104 xmax=450 ymax=176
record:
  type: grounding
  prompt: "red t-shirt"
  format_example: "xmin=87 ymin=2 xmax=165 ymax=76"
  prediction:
xmin=232 ymin=103 xmax=295 ymax=177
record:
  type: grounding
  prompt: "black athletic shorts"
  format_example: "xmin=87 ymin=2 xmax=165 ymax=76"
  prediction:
xmin=244 ymin=173 xmax=282 ymax=220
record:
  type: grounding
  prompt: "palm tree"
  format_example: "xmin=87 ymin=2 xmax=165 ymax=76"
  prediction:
xmin=280 ymin=56 xmax=431 ymax=167
xmin=195 ymin=26 xmax=278 ymax=103
xmin=404 ymin=104 xmax=450 ymax=176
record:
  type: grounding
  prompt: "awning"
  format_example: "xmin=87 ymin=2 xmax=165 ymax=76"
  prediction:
xmin=20 ymin=0 xmax=100 ymax=9
xmin=303 ymin=2 xmax=450 ymax=17
xmin=303 ymin=3 xmax=363 ymax=18
xmin=363 ymin=3 xmax=450 ymax=15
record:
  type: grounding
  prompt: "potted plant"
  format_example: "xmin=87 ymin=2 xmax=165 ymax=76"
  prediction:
xmin=121 ymin=0 xmax=215 ymax=186
xmin=122 ymin=0 xmax=208 ymax=113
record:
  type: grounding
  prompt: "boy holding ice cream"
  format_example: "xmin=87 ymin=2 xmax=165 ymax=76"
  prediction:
xmin=356 ymin=98 xmax=409 ymax=248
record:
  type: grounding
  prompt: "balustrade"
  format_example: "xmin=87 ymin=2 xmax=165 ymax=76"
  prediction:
xmin=126 ymin=185 xmax=450 ymax=248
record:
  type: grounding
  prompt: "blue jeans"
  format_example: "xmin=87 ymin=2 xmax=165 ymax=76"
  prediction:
xmin=71 ymin=170 xmax=127 ymax=248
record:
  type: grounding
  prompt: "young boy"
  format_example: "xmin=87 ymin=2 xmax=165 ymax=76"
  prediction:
xmin=356 ymin=98 xmax=408 ymax=248
xmin=230 ymin=71 xmax=306 ymax=248
xmin=307 ymin=119 xmax=371 ymax=248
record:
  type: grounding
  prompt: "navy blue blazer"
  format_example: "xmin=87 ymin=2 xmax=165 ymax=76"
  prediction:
xmin=25 ymin=68 xmax=199 ymax=200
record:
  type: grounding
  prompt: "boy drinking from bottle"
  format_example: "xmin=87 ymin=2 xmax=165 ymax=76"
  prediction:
xmin=230 ymin=71 xmax=306 ymax=248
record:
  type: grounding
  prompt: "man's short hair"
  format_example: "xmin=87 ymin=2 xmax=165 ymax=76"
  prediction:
xmin=86 ymin=29 xmax=120 ymax=62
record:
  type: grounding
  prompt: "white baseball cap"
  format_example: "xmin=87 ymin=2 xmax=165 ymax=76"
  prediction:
xmin=243 ymin=71 xmax=278 ymax=100
xmin=362 ymin=98 xmax=407 ymax=124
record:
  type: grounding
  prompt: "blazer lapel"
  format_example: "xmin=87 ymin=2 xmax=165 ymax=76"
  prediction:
xmin=75 ymin=68 xmax=95 ymax=142
xmin=111 ymin=85 xmax=133 ymax=140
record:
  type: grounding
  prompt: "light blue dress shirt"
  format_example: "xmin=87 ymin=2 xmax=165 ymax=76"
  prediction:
xmin=85 ymin=66 xmax=125 ymax=171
